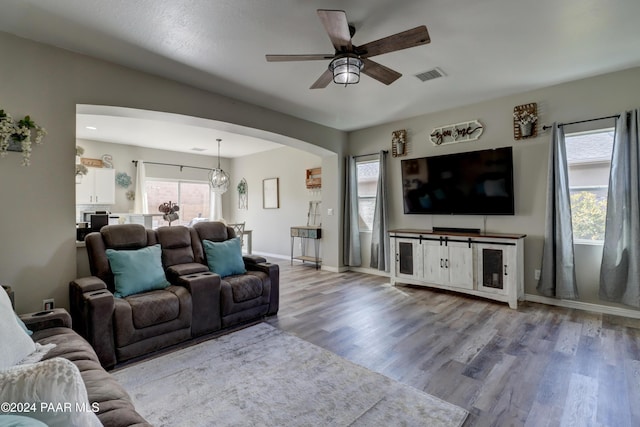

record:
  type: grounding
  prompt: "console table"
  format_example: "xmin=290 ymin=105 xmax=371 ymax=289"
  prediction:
xmin=389 ymin=229 xmax=525 ymax=308
xmin=290 ymin=226 xmax=322 ymax=269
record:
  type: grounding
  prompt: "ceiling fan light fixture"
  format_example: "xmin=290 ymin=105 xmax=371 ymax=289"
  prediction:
xmin=329 ymin=55 xmax=363 ymax=85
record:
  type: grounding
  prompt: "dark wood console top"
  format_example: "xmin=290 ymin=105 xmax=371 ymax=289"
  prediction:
xmin=389 ymin=229 xmax=526 ymax=240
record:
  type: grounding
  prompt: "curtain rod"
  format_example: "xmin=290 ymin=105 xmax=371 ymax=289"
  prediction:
xmin=131 ymin=160 xmax=212 ymax=172
xmin=542 ymin=114 xmax=620 ymax=131
xmin=353 ymin=150 xmax=388 ymax=159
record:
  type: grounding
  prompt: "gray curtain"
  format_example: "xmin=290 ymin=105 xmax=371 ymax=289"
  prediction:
xmin=600 ymin=110 xmax=640 ymax=307
xmin=538 ymin=123 xmax=579 ymax=299
xmin=370 ymin=151 xmax=390 ymax=271
xmin=343 ymin=156 xmax=361 ymax=266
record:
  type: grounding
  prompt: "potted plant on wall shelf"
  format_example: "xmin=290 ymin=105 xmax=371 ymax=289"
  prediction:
xmin=0 ymin=109 xmax=47 ymax=166
xmin=513 ymin=109 xmax=537 ymax=138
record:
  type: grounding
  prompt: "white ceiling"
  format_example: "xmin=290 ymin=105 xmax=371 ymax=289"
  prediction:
xmin=3 ymin=0 xmax=640 ymax=153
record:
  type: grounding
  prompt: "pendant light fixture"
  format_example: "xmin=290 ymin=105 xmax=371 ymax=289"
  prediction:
xmin=209 ymin=138 xmax=230 ymax=194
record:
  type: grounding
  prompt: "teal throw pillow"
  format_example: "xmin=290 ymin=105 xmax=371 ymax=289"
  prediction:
xmin=203 ymin=238 xmax=246 ymax=278
xmin=106 ymin=244 xmax=170 ymax=298
xmin=15 ymin=314 xmax=33 ymax=336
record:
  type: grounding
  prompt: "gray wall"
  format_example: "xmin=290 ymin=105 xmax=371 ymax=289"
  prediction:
xmin=229 ymin=146 xmax=324 ymax=259
xmin=348 ymin=66 xmax=640 ymax=312
xmin=0 ymin=31 xmax=346 ymax=313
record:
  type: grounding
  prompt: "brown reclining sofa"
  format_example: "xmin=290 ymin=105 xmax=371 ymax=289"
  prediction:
xmin=69 ymin=221 xmax=279 ymax=369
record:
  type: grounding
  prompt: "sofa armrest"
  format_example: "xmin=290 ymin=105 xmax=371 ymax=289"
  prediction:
xmin=20 ymin=308 xmax=71 ymax=332
xmin=243 ymin=254 xmax=267 ymax=266
xmin=246 ymin=262 xmax=279 ymax=315
xmin=69 ymin=277 xmax=117 ymax=368
xmin=176 ymin=271 xmax=222 ymax=336
xmin=165 ymin=262 xmax=209 ymax=285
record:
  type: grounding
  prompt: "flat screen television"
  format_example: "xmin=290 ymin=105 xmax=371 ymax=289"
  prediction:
xmin=401 ymin=147 xmax=515 ymax=215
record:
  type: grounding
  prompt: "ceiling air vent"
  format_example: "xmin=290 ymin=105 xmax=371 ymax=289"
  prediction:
xmin=190 ymin=147 xmax=207 ymax=152
xmin=415 ymin=68 xmax=445 ymax=82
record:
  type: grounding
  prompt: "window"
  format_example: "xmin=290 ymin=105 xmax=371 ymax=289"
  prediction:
xmin=565 ymin=128 xmax=614 ymax=242
xmin=145 ymin=179 xmax=211 ymax=227
xmin=356 ymin=159 xmax=379 ymax=231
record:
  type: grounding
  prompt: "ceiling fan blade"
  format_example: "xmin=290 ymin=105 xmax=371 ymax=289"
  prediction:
xmin=361 ymin=58 xmax=402 ymax=85
xmin=358 ymin=26 xmax=430 ymax=58
xmin=266 ymin=54 xmax=335 ymax=62
xmin=310 ymin=68 xmax=333 ymax=89
xmin=317 ymin=9 xmax=352 ymax=52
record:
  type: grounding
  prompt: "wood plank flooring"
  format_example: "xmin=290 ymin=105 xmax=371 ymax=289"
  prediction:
xmin=265 ymin=259 xmax=640 ymax=426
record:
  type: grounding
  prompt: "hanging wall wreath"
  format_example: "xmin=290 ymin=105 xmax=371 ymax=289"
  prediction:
xmin=0 ymin=109 xmax=47 ymax=166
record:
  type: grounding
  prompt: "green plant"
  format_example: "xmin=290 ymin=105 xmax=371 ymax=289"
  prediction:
xmin=0 ymin=109 xmax=47 ymax=166
xmin=570 ymin=191 xmax=607 ymax=240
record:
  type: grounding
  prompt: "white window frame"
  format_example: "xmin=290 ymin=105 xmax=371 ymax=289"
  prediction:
xmin=356 ymin=158 xmax=380 ymax=232
xmin=565 ymin=127 xmax=614 ymax=245
xmin=145 ymin=178 xmax=211 ymax=226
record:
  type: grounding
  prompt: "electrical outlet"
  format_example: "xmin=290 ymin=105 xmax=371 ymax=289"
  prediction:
xmin=43 ymin=298 xmax=55 ymax=310
xmin=327 ymin=208 xmax=334 ymax=216
xmin=534 ymin=269 xmax=541 ymax=281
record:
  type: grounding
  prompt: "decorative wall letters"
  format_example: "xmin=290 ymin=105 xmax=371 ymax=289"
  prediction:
xmin=430 ymin=120 xmax=484 ymax=146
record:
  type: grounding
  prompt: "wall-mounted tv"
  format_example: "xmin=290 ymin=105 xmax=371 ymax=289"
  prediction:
xmin=401 ymin=147 xmax=515 ymax=215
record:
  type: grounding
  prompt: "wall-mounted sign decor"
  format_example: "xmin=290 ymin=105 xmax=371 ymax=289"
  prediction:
xmin=513 ymin=102 xmax=538 ymax=140
xmin=430 ymin=120 xmax=484 ymax=146
xmin=80 ymin=157 xmax=103 ymax=167
xmin=237 ymin=178 xmax=248 ymax=210
xmin=392 ymin=129 xmax=407 ymax=157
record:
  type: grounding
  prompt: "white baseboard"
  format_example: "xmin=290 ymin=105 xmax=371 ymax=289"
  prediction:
xmin=250 ymin=251 xmax=289 ymax=261
xmin=525 ymin=293 xmax=640 ymax=319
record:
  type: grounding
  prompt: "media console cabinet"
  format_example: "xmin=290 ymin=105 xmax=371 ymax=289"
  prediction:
xmin=389 ymin=229 xmax=526 ymax=309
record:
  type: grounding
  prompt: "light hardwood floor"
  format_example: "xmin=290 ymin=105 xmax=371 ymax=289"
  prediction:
xmin=266 ymin=259 xmax=640 ymax=426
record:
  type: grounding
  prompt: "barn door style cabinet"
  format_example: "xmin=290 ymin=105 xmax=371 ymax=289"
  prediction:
xmin=390 ymin=229 xmax=525 ymax=308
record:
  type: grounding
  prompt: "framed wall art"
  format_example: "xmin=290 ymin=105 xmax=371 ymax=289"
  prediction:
xmin=263 ymin=177 xmax=279 ymax=209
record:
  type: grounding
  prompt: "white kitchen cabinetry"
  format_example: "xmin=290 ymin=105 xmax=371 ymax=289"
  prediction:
xmin=390 ymin=229 xmax=525 ymax=309
xmin=76 ymin=168 xmax=115 ymax=205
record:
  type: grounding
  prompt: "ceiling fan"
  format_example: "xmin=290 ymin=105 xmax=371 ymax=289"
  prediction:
xmin=266 ymin=9 xmax=431 ymax=89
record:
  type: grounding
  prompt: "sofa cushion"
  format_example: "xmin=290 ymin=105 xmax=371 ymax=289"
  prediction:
xmin=126 ymin=290 xmax=181 ymax=329
xmin=226 ymin=275 xmax=264 ymax=303
xmin=106 ymin=244 xmax=170 ymax=298
xmin=0 ymin=288 xmax=36 ymax=369
xmin=203 ymin=238 xmax=246 ymax=278
xmin=32 ymin=327 xmax=150 ymax=426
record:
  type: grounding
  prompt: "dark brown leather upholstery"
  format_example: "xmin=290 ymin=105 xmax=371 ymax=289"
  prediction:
xmin=71 ymin=221 xmax=279 ymax=368
xmin=192 ymin=221 xmax=279 ymax=327
xmin=157 ymin=225 xmax=221 ymax=336
xmin=22 ymin=311 xmax=150 ymax=427
xmin=70 ymin=224 xmax=192 ymax=368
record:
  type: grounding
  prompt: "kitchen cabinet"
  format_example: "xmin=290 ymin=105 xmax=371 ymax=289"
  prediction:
xmin=76 ymin=168 xmax=115 ymax=205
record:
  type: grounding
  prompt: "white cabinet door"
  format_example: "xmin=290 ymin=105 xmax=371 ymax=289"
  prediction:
xmin=422 ymin=240 xmax=473 ymax=289
xmin=93 ymin=168 xmax=115 ymax=204
xmin=446 ymin=242 xmax=474 ymax=290
xmin=475 ymin=243 xmax=515 ymax=295
xmin=75 ymin=168 xmax=115 ymax=205
xmin=76 ymin=168 xmax=95 ymax=204
xmin=422 ymin=240 xmax=444 ymax=284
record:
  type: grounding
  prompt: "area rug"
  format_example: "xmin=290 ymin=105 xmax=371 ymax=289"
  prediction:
xmin=113 ymin=323 xmax=468 ymax=426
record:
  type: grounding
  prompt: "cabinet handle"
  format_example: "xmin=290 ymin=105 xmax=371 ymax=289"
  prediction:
xmin=504 ymin=265 xmax=508 ymax=276
xmin=396 ymin=253 xmax=399 ymax=262
xmin=445 ymin=259 xmax=449 ymax=269
xmin=440 ymin=258 xmax=444 ymax=268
